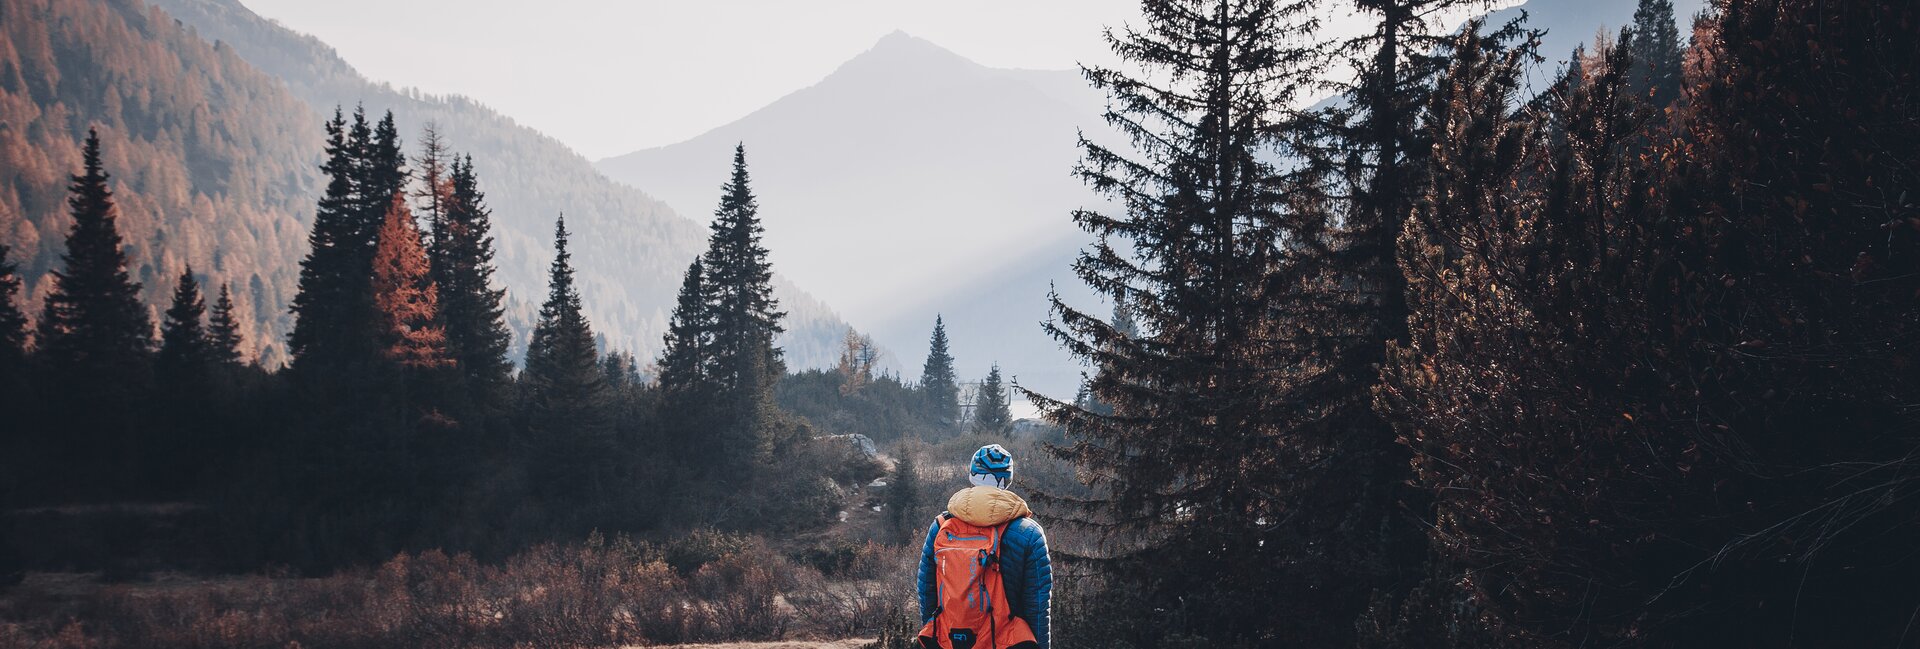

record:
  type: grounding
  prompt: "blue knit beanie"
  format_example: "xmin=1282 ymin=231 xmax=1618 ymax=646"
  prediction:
xmin=969 ymin=444 xmax=1013 ymax=488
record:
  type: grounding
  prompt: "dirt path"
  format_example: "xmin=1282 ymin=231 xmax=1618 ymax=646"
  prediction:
xmin=629 ymin=640 xmax=872 ymax=649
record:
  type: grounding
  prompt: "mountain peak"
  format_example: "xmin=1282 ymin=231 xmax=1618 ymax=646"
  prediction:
xmin=828 ymin=30 xmax=985 ymax=82
xmin=870 ymin=29 xmax=937 ymax=53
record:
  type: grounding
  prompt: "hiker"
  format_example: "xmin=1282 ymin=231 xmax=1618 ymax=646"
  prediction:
xmin=916 ymin=444 xmax=1052 ymax=649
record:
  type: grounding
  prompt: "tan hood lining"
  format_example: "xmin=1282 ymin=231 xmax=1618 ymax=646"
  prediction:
xmin=947 ymin=486 xmax=1031 ymax=527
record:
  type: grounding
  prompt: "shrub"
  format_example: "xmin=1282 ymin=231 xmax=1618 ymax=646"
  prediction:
xmin=662 ymin=528 xmax=752 ymax=576
xmin=691 ymin=549 xmax=787 ymax=641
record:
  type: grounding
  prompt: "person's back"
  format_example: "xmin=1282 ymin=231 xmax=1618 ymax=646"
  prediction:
xmin=916 ymin=444 xmax=1052 ymax=649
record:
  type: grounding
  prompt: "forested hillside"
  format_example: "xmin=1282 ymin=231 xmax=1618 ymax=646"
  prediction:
xmin=148 ymin=0 xmax=851 ymax=368
xmin=0 ymin=0 xmax=317 ymax=365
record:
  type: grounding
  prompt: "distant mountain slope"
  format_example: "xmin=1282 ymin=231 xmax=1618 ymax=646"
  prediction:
xmin=598 ymin=32 xmax=1112 ymax=400
xmin=149 ymin=0 xmax=850 ymax=368
xmin=0 ymin=0 xmax=319 ymax=365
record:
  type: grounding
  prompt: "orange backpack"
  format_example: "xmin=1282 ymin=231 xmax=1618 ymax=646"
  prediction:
xmin=917 ymin=513 xmax=1039 ymax=649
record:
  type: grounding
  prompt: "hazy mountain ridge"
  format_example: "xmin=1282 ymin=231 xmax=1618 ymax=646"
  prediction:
xmin=147 ymin=0 xmax=851 ymax=368
xmin=598 ymin=31 xmax=1112 ymax=399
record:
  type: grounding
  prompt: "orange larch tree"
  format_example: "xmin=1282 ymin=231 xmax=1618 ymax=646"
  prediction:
xmin=370 ymin=191 xmax=448 ymax=369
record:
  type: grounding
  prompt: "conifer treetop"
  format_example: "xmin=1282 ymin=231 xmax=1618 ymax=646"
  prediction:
xmin=39 ymin=128 xmax=151 ymax=369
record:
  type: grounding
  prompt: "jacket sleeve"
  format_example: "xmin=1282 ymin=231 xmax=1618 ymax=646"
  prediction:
xmin=917 ymin=518 xmax=941 ymax=624
xmin=1009 ymin=518 xmax=1054 ymax=649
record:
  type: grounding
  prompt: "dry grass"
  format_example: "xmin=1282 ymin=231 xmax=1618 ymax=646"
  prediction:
xmin=0 ymin=537 xmax=911 ymax=649
xmin=631 ymin=641 xmax=873 ymax=649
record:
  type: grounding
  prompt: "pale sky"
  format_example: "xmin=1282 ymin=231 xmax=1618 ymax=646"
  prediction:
xmin=239 ymin=0 xmax=1160 ymax=159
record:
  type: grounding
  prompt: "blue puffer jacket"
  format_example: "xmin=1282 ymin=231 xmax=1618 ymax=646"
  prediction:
xmin=917 ymin=486 xmax=1053 ymax=649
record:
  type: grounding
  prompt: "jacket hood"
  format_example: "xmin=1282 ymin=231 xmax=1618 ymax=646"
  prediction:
xmin=948 ymin=486 xmax=1031 ymax=527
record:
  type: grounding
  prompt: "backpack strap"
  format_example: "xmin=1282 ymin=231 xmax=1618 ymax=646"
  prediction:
xmin=987 ymin=521 xmax=1007 ymax=567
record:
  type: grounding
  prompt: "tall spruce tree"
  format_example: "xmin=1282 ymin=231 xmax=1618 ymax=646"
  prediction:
xmin=282 ymin=109 xmax=421 ymax=566
xmin=433 ymin=155 xmax=514 ymax=403
xmin=363 ymin=111 xmax=409 ymax=221
xmin=918 ymin=315 xmax=959 ymax=427
xmin=1624 ymin=0 xmax=1683 ymax=109
xmin=698 ymin=144 xmax=786 ymax=475
xmin=155 ymin=267 xmax=216 ymax=494
xmin=522 ymin=216 xmax=613 ymax=498
xmin=657 ymin=259 xmax=718 ymax=467
xmin=38 ymin=129 xmax=153 ymax=381
xmin=38 ymin=129 xmax=154 ymax=497
xmin=971 ymin=364 xmax=1011 ymax=436
xmin=1031 ymin=0 xmax=1341 ymax=644
xmin=207 ymin=283 xmax=245 ymax=367
xmin=289 ymin=108 xmax=379 ymax=378
xmin=702 ymin=144 xmax=786 ymax=391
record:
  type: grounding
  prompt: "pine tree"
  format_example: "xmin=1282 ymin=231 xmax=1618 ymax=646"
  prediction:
xmin=435 ymin=155 xmax=513 ymax=401
xmin=1032 ymin=0 xmax=1338 ymax=643
xmin=523 ymin=216 xmax=612 ymax=498
xmin=289 ymin=108 xmax=379 ymax=378
xmin=599 ymin=350 xmax=641 ymax=389
xmin=156 ymin=266 xmax=211 ymax=377
xmin=1623 ymin=0 xmax=1683 ymax=110
xmin=658 ymin=260 xmax=716 ymax=401
xmin=363 ymin=111 xmax=409 ymax=221
xmin=657 ymin=259 xmax=718 ymax=468
xmin=38 ymin=129 xmax=154 ymax=497
xmin=38 ymin=129 xmax=153 ymax=379
xmin=370 ymin=192 xmax=447 ymax=369
xmin=918 ymin=315 xmax=959 ymax=427
xmin=0 ymin=243 xmax=28 ymax=379
xmin=971 ymin=364 xmax=1010 ymax=436
xmin=702 ymin=144 xmax=786 ymax=391
xmin=207 ymin=283 xmax=245 ymax=367
xmin=697 ymin=144 xmax=787 ymax=475
xmin=154 ymin=266 xmax=217 ymax=494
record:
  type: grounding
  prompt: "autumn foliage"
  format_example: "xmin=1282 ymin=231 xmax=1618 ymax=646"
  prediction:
xmin=370 ymin=192 xmax=448 ymax=369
